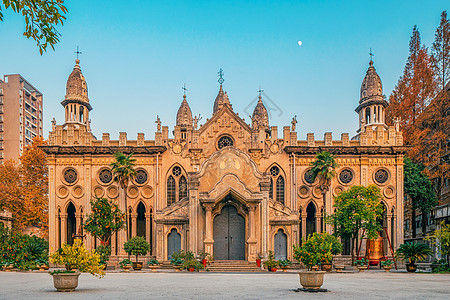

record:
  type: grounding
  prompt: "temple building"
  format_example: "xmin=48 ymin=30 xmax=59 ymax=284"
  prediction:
xmin=43 ymin=59 xmax=406 ymax=263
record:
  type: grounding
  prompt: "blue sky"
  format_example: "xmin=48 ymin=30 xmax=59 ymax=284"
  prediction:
xmin=0 ymin=0 xmax=447 ymax=140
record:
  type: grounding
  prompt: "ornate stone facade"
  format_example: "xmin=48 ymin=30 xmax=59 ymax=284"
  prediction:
xmin=43 ymin=59 xmax=406 ymax=262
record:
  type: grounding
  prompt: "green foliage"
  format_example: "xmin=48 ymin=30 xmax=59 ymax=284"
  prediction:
xmin=119 ymin=259 xmax=132 ymax=268
xmin=395 ymin=242 xmax=432 ymax=265
xmin=293 ymin=232 xmax=333 ymax=270
xmin=49 ymin=269 xmax=76 ymax=275
xmin=404 ymin=157 xmax=437 ymax=214
xmin=326 ymin=185 xmax=384 ymax=263
xmin=198 ymin=251 xmax=209 ymax=259
xmin=431 ymin=259 xmax=450 ymax=273
xmin=426 ymin=221 xmax=450 ymax=264
xmin=310 ymin=151 xmax=338 ymax=192
xmin=278 ymin=259 xmax=292 ymax=267
xmin=110 ymin=152 xmax=137 ymax=190
xmin=181 ymin=257 xmax=203 ymax=271
xmin=170 ymin=250 xmax=192 ymax=266
xmin=0 ymin=0 xmax=67 ymax=54
xmin=381 ymin=260 xmax=393 ymax=267
xmin=354 ymin=258 xmax=368 ymax=266
xmin=262 ymin=250 xmax=279 ymax=270
xmin=0 ymin=223 xmax=48 ymax=270
xmin=147 ymin=259 xmax=159 ymax=265
xmin=322 ymin=232 xmax=343 ymax=255
xmin=123 ymin=236 xmax=150 ymax=261
xmin=96 ymin=245 xmax=111 ymax=265
xmin=83 ymin=197 xmax=126 ymax=247
xmin=49 ymin=239 xmax=104 ymax=278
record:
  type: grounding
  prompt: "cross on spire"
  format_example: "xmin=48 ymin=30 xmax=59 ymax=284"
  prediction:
xmin=218 ymin=68 xmax=224 ymax=85
xmin=75 ymin=46 xmax=82 ymax=60
xmin=369 ymin=48 xmax=374 ymax=61
xmin=182 ymin=83 xmax=188 ymax=97
xmin=258 ymin=87 xmax=263 ymax=99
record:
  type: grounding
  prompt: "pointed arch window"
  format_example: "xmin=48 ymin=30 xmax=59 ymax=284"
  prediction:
xmin=179 ymin=175 xmax=188 ymax=200
xmin=269 ymin=178 xmax=274 ymax=199
xmin=276 ymin=176 xmax=285 ymax=205
xmin=167 ymin=176 xmax=176 ymax=206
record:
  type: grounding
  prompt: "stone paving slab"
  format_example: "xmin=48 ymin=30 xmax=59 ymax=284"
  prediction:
xmin=0 ymin=270 xmax=449 ymax=300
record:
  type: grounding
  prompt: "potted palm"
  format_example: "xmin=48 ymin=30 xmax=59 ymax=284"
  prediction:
xmin=395 ymin=242 xmax=432 ymax=273
xmin=279 ymin=259 xmax=292 ymax=272
xmin=355 ymin=258 xmax=368 ymax=272
xmin=124 ymin=236 xmax=150 ymax=271
xmin=294 ymin=233 xmax=332 ymax=290
xmin=380 ymin=260 xmax=393 ymax=272
xmin=49 ymin=239 xmax=104 ymax=292
xmin=147 ymin=259 xmax=160 ymax=272
xmin=119 ymin=259 xmax=133 ymax=272
xmin=263 ymin=250 xmax=279 ymax=272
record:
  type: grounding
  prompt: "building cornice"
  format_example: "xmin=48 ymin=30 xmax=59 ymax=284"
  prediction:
xmin=284 ymin=145 xmax=409 ymax=155
xmin=40 ymin=145 xmax=167 ymax=155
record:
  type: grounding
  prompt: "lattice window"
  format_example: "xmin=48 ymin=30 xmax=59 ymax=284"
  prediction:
xmin=179 ymin=175 xmax=188 ymax=200
xmin=339 ymin=169 xmax=353 ymax=184
xmin=304 ymin=169 xmax=315 ymax=184
xmin=217 ymin=135 xmax=234 ymax=149
xmin=167 ymin=176 xmax=176 ymax=206
xmin=276 ymin=176 xmax=285 ymax=205
xmin=172 ymin=166 xmax=182 ymax=176
xmin=269 ymin=178 xmax=273 ymax=199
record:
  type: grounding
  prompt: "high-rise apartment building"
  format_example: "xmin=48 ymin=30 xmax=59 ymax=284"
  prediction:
xmin=0 ymin=74 xmax=43 ymax=162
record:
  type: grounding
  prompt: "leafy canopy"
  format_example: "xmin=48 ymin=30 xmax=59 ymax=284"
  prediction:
xmin=404 ymin=157 xmax=437 ymax=213
xmin=395 ymin=242 xmax=432 ymax=264
xmin=310 ymin=151 xmax=338 ymax=193
xmin=110 ymin=152 xmax=137 ymax=190
xmin=123 ymin=236 xmax=150 ymax=260
xmin=293 ymin=232 xmax=333 ymax=270
xmin=0 ymin=0 xmax=67 ymax=54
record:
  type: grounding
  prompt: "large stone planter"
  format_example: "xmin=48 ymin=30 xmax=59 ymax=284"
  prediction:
xmin=148 ymin=265 xmax=159 ymax=273
xmin=321 ymin=263 xmax=332 ymax=272
xmin=298 ymin=271 xmax=326 ymax=290
xmin=132 ymin=262 xmax=143 ymax=271
xmin=52 ymin=272 xmax=81 ymax=292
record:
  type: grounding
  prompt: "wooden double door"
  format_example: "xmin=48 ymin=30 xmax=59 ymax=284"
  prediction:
xmin=213 ymin=205 xmax=245 ymax=260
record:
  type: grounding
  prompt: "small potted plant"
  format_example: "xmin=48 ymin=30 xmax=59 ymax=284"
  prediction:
xmin=147 ymin=259 xmax=160 ymax=272
xmin=355 ymin=258 xmax=368 ymax=272
xmin=1 ymin=261 xmax=14 ymax=272
xmin=263 ymin=250 xmax=279 ymax=272
xmin=321 ymin=233 xmax=342 ymax=272
xmin=35 ymin=258 xmax=49 ymax=271
xmin=182 ymin=258 xmax=204 ymax=272
xmin=380 ymin=260 xmax=393 ymax=272
xmin=395 ymin=242 xmax=432 ymax=273
xmin=119 ymin=259 xmax=133 ymax=272
xmin=49 ymin=239 xmax=104 ymax=292
xmin=279 ymin=259 xmax=292 ymax=272
xmin=170 ymin=250 xmax=185 ymax=272
xmin=124 ymin=236 xmax=150 ymax=271
xmin=198 ymin=251 xmax=209 ymax=268
xmin=256 ymin=253 xmax=263 ymax=268
xmin=293 ymin=232 xmax=332 ymax=290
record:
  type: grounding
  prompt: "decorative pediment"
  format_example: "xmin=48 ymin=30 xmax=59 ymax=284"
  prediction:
xmin=161 ymin=198 xmax=189 ymax=220
xmin=269 ymin=199 xmax=292 ymax=220
xmin=199 ymin=105 xmax=251 ymax=136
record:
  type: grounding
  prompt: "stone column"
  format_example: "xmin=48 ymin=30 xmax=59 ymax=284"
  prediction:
xmin=111 ymin=233 xmax=116 ymax=256
xmin=188 ymin=175 xmax=199 ymax=254
xmin=315 ymin=213 xmax=322 ymax=233
xmin=131 ymin=212 xmax=138 ymax=237
xmin=202 ymin=203 xmax=214 ymax=256
xmin=260 ymin=180 xmax=271 ymax=257
xmin=301 ymin=213 xmax=307 ymax=240
xmin=48 ymin=157 xmax=57 ymax=252
xmin=386 ymin=213 xmax=393 ymax=257
xmin=395 ymin=155 xmax=404 ymax=249
xmin=118 ymin=190 xmax=127 ymax=255
xmin=145 ymin=212 xmax=151 ymax=251
xmin=75 ymin=212 xmax=82 ymax=236
xmin=83 ymin=155 xmax=92 ymax=250
xmin=60 ymin=213 xmax=67 ymax=244
xmin=247 ymin=203 xmax=258 ymax=261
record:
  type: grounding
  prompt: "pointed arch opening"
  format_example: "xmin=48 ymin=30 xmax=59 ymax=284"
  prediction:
xmin=276 ymin=176 xmax=285 ymax=205
xmin=67 ymin=202 xmax=76 ymax=245
xmin=167 ymin=228 xmax=181 ymax=260
xmin=179 ymin=175 xmax=188 ymax=200
xmin=274 ymin=229 xmax=287 ymax=260
xmin=137 ymin=202 xmax=146 ymax=238
xmin=167 ymin=176 xmax=176 ymax=206
xmin=306 ymin=202 xmax=316 ymax=238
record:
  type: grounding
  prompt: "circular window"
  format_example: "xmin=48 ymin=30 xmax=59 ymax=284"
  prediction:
xmin=99 ymin=169 xmax=113 ymax=184
xmin=64 ymin=168 xmax=78 ymax=184
xmin=172 ymin=166 xmax=182 ymax=177
xmin=374 ymin=169 xmax=389 ymax=184
xmin=217 ymin=135 xmax=234 ymax=149
xmin=304 ymin=169 xmax=315 ymax=184
xmin=339 ymin=169 xmax=353 ymax=184
xmin=135 ymin=170 xmax=148 ymax=184
xmin=270 ymin=166 xmax=280 ymax=177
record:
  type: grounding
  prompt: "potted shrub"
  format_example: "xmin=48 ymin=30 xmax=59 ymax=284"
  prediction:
xmin=279 ymin=259 xmax=292 ymax=272
xmin=256 ymin=253 xmax=263 ymax=268
xmin=380 ymin=260 xmax=393 ymax=272
xmin=395 ymin=242 xmax=432 ymax=273
xmin=147 ymin=259 xmax=160 ymax=272
xmin=119 ymin=259 xmax=133 ymax=272
xmin=293 ymin=233 xmax=332 ymax=290
xmin=182 ymin=258 xmax=204 ymax=272
xmin=263 ymin=250 xmax=279 ymax=272
xmin=49 ymin=239 xmax=104 ymax=292
xmin=170 ymin=250 xmax=185 ymax=272
xmin=198 ymin=251 xmax=209 ymax=268
xmin=1 ymin=261 xmax=14 ymax=272
xmin=321 ymin=233 xmax=342 ymax=272
xmin=355 ymin=258 xmax=368 ymax=272
xmin=124 ymin=236 xmax=150 ymax=271
xmin=35 ymin=258 xmax=49 ymax=271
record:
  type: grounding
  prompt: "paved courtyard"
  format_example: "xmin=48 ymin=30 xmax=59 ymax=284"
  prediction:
xmin=0 ymin=270 xmax=449 ymax=300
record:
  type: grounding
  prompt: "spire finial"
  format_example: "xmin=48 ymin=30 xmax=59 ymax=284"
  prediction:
xmin=369 ymin=48 xmax=374 ymax=64
xmin=218 ymin=68 xmax=224 ymax=85
xmin=182 ymin=83 xmax=187 ymax=99
xmin=258 ymin=86 xmax=263 ymax=100
xmin=75 ymin=46 xmax=82 ymax=63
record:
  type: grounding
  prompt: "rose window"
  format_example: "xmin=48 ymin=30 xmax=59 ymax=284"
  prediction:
xmin=374 ymin=169 xmax=389 ymax=184
xmin=217 ymin=136 xmax=234 ymax=149
xmin=99 ymin=169 xmax=113 ymax=184
xmin=64 ymin=168 xmax=78 ymax=184
xmin=270 ymin=166 xmax=280 ymax=177
xmin=135 ymin=170 xmax=148 ymax=184
xmin=339 ymin=169 xmax=353 ymax=184
xmin=172 ymin=166 xmax=182 ymax=176
xmin=304 ymin=169 xmax=315 ymax=184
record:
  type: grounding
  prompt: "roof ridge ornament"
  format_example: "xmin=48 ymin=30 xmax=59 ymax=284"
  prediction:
xmin=218 ymin=68 xmax=224 ymax=85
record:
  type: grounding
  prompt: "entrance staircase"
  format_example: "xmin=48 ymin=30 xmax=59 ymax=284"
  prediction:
xmin=207 ymin=260 xmax=262 ymax=272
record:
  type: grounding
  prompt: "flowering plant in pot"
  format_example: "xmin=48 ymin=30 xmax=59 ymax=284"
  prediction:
xmin=263 ymin=250 xmax=279 ymax=272
xmin=170 ymin=250 xmax=186 ymax=272
xmin=198 ymin=251 xmax=209 ymax=268
xmin=354 ymin=258 xmax=368 ymax=272
xmin=293 ymin=233 xmax=332 ymax=290
xmin=124 ymin=236 xmax=150 ymax=271
xmin=49 ymin=239 xmax=104 ymax=292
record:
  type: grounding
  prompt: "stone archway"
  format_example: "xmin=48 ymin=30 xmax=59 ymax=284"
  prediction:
xmin=213 ymin=201 xmax=245 ymax=260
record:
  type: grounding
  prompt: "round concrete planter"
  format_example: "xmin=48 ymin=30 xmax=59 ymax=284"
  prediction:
xmin=382 ymin=266 xmax=392 ymax=272
xmin=321 ymin=263 xmax=332 ymax=272
xmin=52 ymin=272 xmax=81 ymax=292
xmin=148 ymin=265 xmax=159 ymax=273
xmin=132 ymin=262 xmax=143 ymax=271
xmin=174 ymin=265 xmax=182 ymax=272
xmin=357 ymin=266 xmax=367 ymax=272
xmin=334 ymin=265 xmax=344 ymax=273
xmin=122 ymin=264 xmax=132 ymax=272
xmin=298 ymin=271 xmax=326 ymax=290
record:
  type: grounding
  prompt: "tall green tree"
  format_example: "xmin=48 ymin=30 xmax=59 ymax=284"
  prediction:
xmin=431 ymin=11 xmax=450 ymax=92
xmin=0 ymin=0 xmax=67 ymax=54
xmin=310 ymin=151 xmax=338 ymax=228
xmin=326 ymin=185 xmax=384 ymax=264
xmin=404 ymin=157 xmax=438 ymax=237
xmin=110 ymin=152 xmax=136 ymax=240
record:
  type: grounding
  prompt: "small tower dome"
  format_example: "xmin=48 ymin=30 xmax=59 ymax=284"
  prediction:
xmin=360 ymin=60 xmax=383 ymax=103
xmin=176 ymin=94 xmax=193 ymax=127
xmin=252 ymin=96 xmax=269 ymax=129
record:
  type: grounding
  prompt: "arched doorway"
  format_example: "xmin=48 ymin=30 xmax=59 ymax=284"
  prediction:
xmin=137 ymin=202 xmax=146 ymax=238
xmin=274 ymin=229 xmax=287 ymax=260
xmin=213 ymin=204 xmax=245 ymax=260
xmin=67 ymin=202 xmax=76 ymax=245
xmin=167 ymin=228 xmax=181 ymax=260
xmin=306 ymin=202 xmax=316 ymax=238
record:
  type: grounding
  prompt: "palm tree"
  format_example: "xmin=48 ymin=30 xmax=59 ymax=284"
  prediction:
xmin=310 ymin=151 xmax=338 ymax=231
xmin=110 ymin=152 xmax=137 ymax=241
xmin=395 ymin=242 xmax=432 ymax=266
